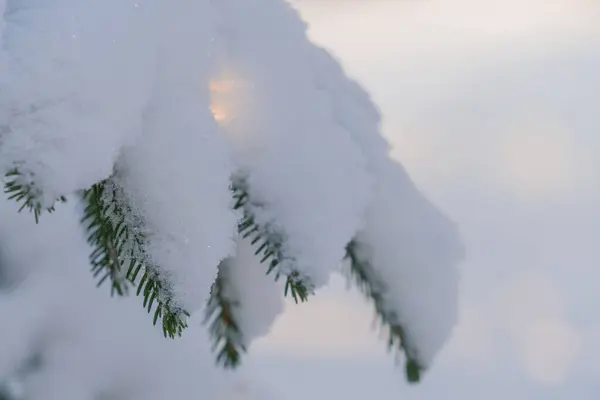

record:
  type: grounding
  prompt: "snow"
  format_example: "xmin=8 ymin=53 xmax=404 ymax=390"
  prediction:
xmin=0 ymin=0 xmax=157 ymax=206
xmin=115 ymin=0 xmax=238 ymax=312
xmin=355 ymin=162 xmax=464 ymax=367
xmin=0 ymin=0 xmax=464 ymax=397
xmin=0 ymin=197 xmax=267 ymax=400
xmin=216 ymin=238 xmax=285 ymax=348
xmin=310 ymin=46 xmax=464 ymax=367
xmin=211 ymin=0 xmax=372 ymax=290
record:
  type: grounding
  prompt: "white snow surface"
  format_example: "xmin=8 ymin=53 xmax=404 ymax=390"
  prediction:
xmin=0 ymin=198 xmax=275 ymax=400
xmin=0 ymin=0 xmax=464 ymax=397
xmin=217 ymin=238 xmax=285 ymax=347
xmin=310 ymin=48 xmax=465 ymax=367
xmin=0 ymin=0 xmax=157 ymax=205
xmin=116 ymin=0 xmax=238 ymax=312
xmin=211 ymin=0 xmax=373 ymax=289
xmin=356 ymin=162 xmax=465 ymax=368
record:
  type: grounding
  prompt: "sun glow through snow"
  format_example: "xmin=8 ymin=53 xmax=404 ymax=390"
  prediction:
xmin=209 ymin=79 xmax=236 ymax=124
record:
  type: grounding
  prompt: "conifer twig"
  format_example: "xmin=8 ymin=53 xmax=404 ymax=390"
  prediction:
xmin=231 ymin=176 xmax=312 ymax=303
xmin=4 ymin=168 xmax=66 ymax=223
xmin=203 ymin=176 xmax=314 ymax=369
xmin=80 ymin=178 xmax=189 ymax=339
xmin=129 ymin=264 xmax=190 ymax=339
xmin=205 ymin=260 xmax=246 ymax=369
xmin=81 ymin=181 xmax=131 ymax=296
xmin=344 ymin=240 xmax=422 ymax=383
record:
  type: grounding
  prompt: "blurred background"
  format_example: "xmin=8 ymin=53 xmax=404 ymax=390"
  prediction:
xmin=243 ymin=1 xmax=600 ymax=399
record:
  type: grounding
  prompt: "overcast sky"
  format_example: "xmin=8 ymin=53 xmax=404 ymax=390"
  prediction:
xmin=244 ymin=1 xmax=600 ymax=398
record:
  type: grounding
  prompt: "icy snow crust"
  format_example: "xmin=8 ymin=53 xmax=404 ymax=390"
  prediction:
xmin=0 ymin=0 xmax=464 ymax=398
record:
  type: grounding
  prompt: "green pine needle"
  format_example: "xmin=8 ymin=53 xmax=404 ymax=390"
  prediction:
xmin=133 ymin=268 xmax=189 ymax=339
xmin=405 ymin=359 xmax=421 ymax=383
xmin=4 ymin=168 xmax=66 ymax=223
xmin=80 ymin=178 xmax=188 ymax=339
xmin=81 ymin=182 xmax=131 ymax=296
xmin=344 ymin=240 xmax=423 ymax=383
xmin=203 ymin=177 xmax=314 ymax=369
xmin=231 ymin=177 xmax=313 ymax=304
xmin=205 ymin=263 xmax=246 ymax=369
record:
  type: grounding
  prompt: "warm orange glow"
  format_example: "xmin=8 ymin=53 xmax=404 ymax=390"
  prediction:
xmin=209 ymin=80 xmax=235 ymax=93
xmin=209 ymin=103 xmax=228 ymax=123
xmin=209 ymin=79 xmax=235 ymax=124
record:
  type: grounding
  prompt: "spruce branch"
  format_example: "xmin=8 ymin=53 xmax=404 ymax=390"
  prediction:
xmin=80 ymin=178 xmax=189 ymax=339
xmin=81 ymin=181 xmax=132 ymax=296
xmin=205 ymin=261 xmax=246 ymax=369
xmin=203 ymin=176 xmax=315 ymax=369
xmin=344 ymin=240 xmax=422 ymax=383
xmin=129 ymin=264 xmax=190 ymax=339
xmin=231 ymin=176 xmax=313 ymax=303
xmin=4 ymin=168 xmax=66 ymax=223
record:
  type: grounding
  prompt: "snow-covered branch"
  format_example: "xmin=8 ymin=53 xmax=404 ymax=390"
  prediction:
xmin=206 ymin=239 xmax=284 ymax=368
xmin=0 ymin=0 xmax=464 ymax=397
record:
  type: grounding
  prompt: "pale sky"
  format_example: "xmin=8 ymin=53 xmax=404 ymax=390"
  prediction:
xmin=245 ymin=1 xmax=600 ymax=398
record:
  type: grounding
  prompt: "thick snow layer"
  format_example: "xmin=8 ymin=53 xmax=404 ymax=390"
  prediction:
xmin=217 ymin=239 xmax=285 ymax=347
xmin=0 ymin=0 xmax=157 ymax=205
xmin=309 ymin=47 xmax=391 ymax=175
xmin=211 ymin=0 xmax=372 ymax=289
xmin=357 ymin=162 xmax=464 ymax=368
xmin=116 ymin=0 xmax=238 ymax=312
xmin=310 ymin=45 xmax=464 ymax=367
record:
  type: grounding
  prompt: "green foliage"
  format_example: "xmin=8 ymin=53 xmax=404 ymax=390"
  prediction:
xmin=2 ymin=167 xmax=188 ymax=338
xmin=202 ymin=178 xmax=314 ymax=369
xmin=81 ymin=179 xmax=188 ymax=339
xmin=4 ymin=167 xmax=425 ymax=384
xmin=129 ymin=262 xmax=190 ymax=339
xmin=344 ymin=240 xmax=423 ymax=383
xmin=205 ymin=262 xmax=245 ymax=369
xmin=231 ymin=177 xmax=312 ymax=303
xmin=81 ymin=182 xmax=132 ymax=296
xmin=4 ymin=168 xmax=66 ymax=223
